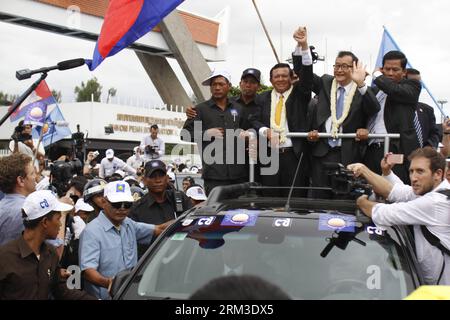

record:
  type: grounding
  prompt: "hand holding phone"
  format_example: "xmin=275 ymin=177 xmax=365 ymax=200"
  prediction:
xmin=386 ymin=153 xmax=404 ymax=165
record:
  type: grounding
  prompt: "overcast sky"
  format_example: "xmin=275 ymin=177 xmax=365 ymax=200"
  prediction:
xmin=0 ymin=0 xmax=449 ymax=117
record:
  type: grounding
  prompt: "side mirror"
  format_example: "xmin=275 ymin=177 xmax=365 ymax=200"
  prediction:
xmin=110 ymin=268 xmax=132 ymax=299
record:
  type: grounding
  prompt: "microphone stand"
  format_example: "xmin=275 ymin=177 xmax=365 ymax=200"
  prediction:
xmin=0 ymin=72 xmax=48 ymax=127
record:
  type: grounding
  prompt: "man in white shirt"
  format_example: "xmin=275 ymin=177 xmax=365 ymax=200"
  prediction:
xmin=140 ymin=124 xmax=165 ymax=162
xmin=9 ymin=121 xmax=45 ymax=169
xmin=126 ymin=146 xmax=144 ymax=170
xmin=348 ymin=147 xmax=450 ymax=285
xmin=99 ymin=149 xmax=136 ymax=179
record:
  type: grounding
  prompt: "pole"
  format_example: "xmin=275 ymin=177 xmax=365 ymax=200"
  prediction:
xmin=251 ymin=0 xmax=280 ymax=63
xmin=32 ymin=124 xmax=45 ymax=167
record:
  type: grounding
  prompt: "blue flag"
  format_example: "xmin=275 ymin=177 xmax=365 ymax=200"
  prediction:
xmin=32 ymin=105 xmax=72 ymax=147
xmin=86 ymin=0 xmax=184 ymax=71
xmin=376 ymin=26 xmax=446 ymax=117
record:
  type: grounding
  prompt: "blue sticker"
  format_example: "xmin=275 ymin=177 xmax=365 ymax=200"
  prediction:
xmin=116 ymin=184 xmax=126 ymax=193
xmin=319 ymin=214 xmax=356 ymax=233
xmin=221 ymin=210 xmax=259 ymax=227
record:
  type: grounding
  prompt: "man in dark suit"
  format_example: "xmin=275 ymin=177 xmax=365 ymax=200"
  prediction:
xmin=250 ymin=54 xmax=312 ymax=197
xmin=364 ymin=51 xmax=422 ymax=183
xmin=294 ymin=27 xmax=380 ymax=199
xmin=406 ymin=68 xmax=441 ymax=149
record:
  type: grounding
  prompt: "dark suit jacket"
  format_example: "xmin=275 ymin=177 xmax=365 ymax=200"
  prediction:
xmin=251 ymin=64 xmax=313 ymax=158
xmin=301 ymin=69 xmax=380 ymax=166
xmin=373 ymin=76 xmax=422 ymax=157
xmin=417 ymin=102 xmax=441 ymax=148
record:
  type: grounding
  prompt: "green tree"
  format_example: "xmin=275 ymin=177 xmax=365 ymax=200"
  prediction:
xmin=0 ymin=91 xmax=18 ymax=105
xmin=51 ymin=90 xmax=62 ymax=103
xmin=228 ymin=83 xmax=273 ymax=98
xmin=74 ymin=77 xmax=102 ymax=102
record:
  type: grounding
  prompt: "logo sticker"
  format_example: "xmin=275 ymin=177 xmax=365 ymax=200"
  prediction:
xmin=366 ymin=226 xmax=385 ymax=236
xmin=319 ymin=214 xmax=356 ymax=233
xmin=197 ymin=217 xmax=215 ymax=226
xmin=39 ymin=199 xmax=50 ymax=209
xmin=116 ymin=184 xmax=126 ymax=193
xmin=221 ymin=211 xmax=258 ymax=227
xmin=273 ymin=218 xmax=292 ymax=228
xmin=171 ymin=233 xmax=188 ymax=241
xmin=182 ymin=219 xmax=194 ymax=227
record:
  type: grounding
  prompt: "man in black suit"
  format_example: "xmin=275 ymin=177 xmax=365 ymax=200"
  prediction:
xmin=406 ymin=68 xmax=441 ymax=149
xmin=294 ymin=27 xmax=380 ymax=199
xmin=364 ymin=51 xmax=422 ymax=183
xmin=250 ymin=53 xmax=312 ymax=197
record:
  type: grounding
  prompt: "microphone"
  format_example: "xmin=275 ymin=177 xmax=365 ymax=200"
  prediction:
xmin=16 ymin=58 xmax=86 ymax=80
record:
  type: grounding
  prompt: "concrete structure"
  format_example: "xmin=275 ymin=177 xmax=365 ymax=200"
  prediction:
xmin=0 ymin=0 xmax=230 ymax=107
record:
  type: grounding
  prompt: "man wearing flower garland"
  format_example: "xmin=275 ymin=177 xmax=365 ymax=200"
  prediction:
xmin=294 ymin=26 xmax=380 ymax=199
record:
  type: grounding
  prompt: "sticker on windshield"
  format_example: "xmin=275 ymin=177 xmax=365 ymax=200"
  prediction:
xmin=221 ymin=212 xmax=258 ymax=227
xmin=319 ymin=214 xmax=356 ymax=233
xmin=366 ymin=225 xmax=386 ymax=236
xmin=171 ymin=233 xmax=188 ymax=241
xmin=273 ymin=218 xmax=292 ymax=228
xmin=197 ymin=217 xmax=215 ymax=226
xmin=182 ymin=219 xmax=194 ymax=227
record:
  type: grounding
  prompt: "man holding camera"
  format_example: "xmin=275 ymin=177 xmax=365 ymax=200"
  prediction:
xmin=348 ymin=147 xmax=450 ymax=285
xmin=9 ymin=121 xmax=45 ymax=166
xmin=140 ymin=124 xmax=165 ymax=162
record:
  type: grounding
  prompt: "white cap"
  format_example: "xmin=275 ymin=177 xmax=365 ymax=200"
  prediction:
xmin=133 ymin=146 xmax=140 ymax=153
xmin=190 ymin=166 xmax=199 ymax=174
xmin=186 ymin=186 xmax=207 ymax=201
xmin=115 ymin=169 xmax=126 ymax=178
xmin=104 ymin=181 xmax=134 ymax=203
xmin=167 ymin=171 xmax=175 ymax=181
xmin=22 ymin=190 xmax=73 ymax=221
xmin=106 ymin=149 xmax=114 ymax=159
xmin=74 ymin=198 xmax=94 ymax=213
xmin=201 ymin=70 xmax=231 ymax=86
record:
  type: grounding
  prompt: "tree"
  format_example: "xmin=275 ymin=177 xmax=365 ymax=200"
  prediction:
xmin=74 ymin=77 xmax=102 ymax=102
xmin=106 ymin=87 xmax=117 ymax=104
xmin=51 ymin=90 xmax=62 ymax=103
xmin=0 ymin=91 xmax=18 ymax=105
xmin=228 ymin=83 xmax=272 ymax=98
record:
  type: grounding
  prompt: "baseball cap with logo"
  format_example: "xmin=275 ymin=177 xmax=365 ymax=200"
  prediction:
xmin=104 ymin=181 xmax=134 ymax=203
xmin=22 ymin=190 xmax=73 ymax=221
xmin=106 ymin=149 xmax=114 ymax=159
xmin=241 ymin=68 xmax=261 ymax=83
xmin=144 ymin=160 xmax=167 ymax=177
xmin=186 ymin=186 xmax=207 ymax=201
xmin=201 ymin=70 xmax=231 ymax=86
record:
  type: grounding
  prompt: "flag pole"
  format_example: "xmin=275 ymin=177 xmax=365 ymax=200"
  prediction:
xmin=32 ymin=124 xmax=45 ymax=167
xmin=251 ymin=0 xmax=280 ymax=63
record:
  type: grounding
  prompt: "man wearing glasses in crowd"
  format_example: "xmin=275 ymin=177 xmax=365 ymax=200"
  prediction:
xmin=79 ymin=181 xmax=173 ymax=299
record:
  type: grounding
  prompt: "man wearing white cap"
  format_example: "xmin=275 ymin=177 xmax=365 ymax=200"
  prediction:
xmin=186 ymin=185 xmax=207 ymax=206
xmin=182 ymin=70 xmax=249 ymax=195
xmin=0 ymin=190 xmax=94 ymax=299
xmin=126 ymin=146 xmax=144 ymax=170
xmin=99 ymin=149 xmax=136 ymax=179
xmin=79 ymin=181 xmax=173 ymax=300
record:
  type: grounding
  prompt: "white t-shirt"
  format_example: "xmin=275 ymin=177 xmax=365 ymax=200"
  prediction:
xmin=373 ymin=176 xmax=450 ymax=285
xmin=99 ymin=157 xmax=136 ymax=178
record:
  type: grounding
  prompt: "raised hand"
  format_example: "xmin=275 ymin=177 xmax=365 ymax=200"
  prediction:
xmin=351 ymin=61 xmax=367 ymax=87
xmin=293 ymin=26 xmax=308 ymax=50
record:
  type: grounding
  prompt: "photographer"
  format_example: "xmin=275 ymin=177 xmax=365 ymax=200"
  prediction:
xmin=140 ymin=124 xmax=165 ymax=162
xmin=348 ymin=147 xmax=450 ymax=285
xmin=9 ymin=121 xmax=45 ymax=165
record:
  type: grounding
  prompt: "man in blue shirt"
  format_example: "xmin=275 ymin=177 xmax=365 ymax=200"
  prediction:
xmin=0 ymin=153 xmax=37 ymax=246
xmin=79 ymin=181 xmax=173 ymax=300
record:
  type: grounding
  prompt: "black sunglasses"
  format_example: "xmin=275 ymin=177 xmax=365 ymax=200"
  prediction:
xmin=109 ymin=201 xmax=133 ymax=209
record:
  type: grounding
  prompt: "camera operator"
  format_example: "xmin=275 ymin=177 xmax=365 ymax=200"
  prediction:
xmin=99 ymin=149 xmax=136 ymax=179
xmin=348 ymin=147 xmax=450 ymax=285
xmin=9 ymin=121 xmax=45 ymax=167
xmin=441 ymin=118 xmax=450 ymax=158
xmin=140 ymin=124 xmax=165 ymax=162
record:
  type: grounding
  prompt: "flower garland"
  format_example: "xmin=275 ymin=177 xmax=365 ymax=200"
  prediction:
xmin=270 ymin=86 xmax=293 ymax=145
xmin=330 ymin=79 xmax=357 ymax=139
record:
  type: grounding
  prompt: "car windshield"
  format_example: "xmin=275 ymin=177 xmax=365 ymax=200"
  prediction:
xmin=123 ymin=212 xmax=415 ymax=300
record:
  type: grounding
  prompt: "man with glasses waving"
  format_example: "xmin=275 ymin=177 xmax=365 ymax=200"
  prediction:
xmin=79 ymin=181 xmax=173 ymax=300
xmin=293 ymin=26 xmax=380 ymax=199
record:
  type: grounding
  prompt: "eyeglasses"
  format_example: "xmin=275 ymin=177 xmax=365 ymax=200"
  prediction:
xmin=109 ymin=202 xmax=133 ymax=209
xmin=333 ymin=64 xmax=353 ymax=71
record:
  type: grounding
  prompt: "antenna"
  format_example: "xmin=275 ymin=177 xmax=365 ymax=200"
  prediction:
xmin=284 ymin=152 xmax=304 ymax=212
xmin=251 ymin=0 xmax=280 ymax=63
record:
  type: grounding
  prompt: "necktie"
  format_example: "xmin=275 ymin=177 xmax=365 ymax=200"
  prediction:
xmin=329 ymin=87 xmax=346 ymax=148
xmin=414 ymin=111 xmax=424 ymax=148
xmin=275 ymin=95 xmax=284 ymax=126
xmin=368 ymin=91 xmax=387 ymax=145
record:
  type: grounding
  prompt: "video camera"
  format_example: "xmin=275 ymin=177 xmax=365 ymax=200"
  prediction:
xmin=49 ymin=159 xmax=83 ymax=197
xmin=324 ymin=163 xmax=372 ymax=199
xmin=11 ymin=123 xmax=32 ymax=143
xmin=144 ymin=145 xmax=158 ymax=156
